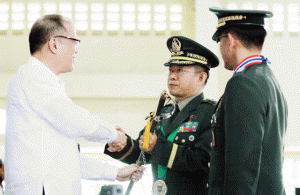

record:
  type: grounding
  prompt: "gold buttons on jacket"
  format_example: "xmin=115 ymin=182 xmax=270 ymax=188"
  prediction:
xmin=208 ymin=162 xmax=210 ymax=168
xmin=206 ymin=183 xmax=209 ymax=188
xmin=210 ymin=142 xmax=213 ymax=147
xmin=175 ymin=136 xmax=179 ymax=141
xmin=182 ymin=139 xmax=186 ymax=143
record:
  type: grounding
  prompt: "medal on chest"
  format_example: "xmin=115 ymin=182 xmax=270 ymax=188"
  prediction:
xmin=178 ymin=115 xmax=199 ymax=133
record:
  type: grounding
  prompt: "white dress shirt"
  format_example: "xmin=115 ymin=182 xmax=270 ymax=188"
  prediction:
xmin=5 ymin=57 xmax=119 ymax=195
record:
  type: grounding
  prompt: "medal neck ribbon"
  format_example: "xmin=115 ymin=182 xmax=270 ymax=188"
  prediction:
xmin=233 ymin=55 xmax=271 ymax=75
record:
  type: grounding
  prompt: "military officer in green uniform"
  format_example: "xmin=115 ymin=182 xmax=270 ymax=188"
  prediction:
xmin=104 ymin=36 xmax=219 ymax=195
xmin=207 ymin=8 xmax=288 ymax=195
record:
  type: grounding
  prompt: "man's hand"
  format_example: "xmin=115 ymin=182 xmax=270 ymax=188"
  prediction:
xmin=116 ymin=164 xmax=145 ymax=182
xmin=107 ymin=126 xmax=127 ymax=152
xmin=139 ymin=131 xmax=157 ymax=154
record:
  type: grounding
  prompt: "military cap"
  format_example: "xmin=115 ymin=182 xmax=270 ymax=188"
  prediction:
xmin=209 ymin=7 xmax=273 ymax=42
xmin=164 ymin=36 xmax=219 ymax=69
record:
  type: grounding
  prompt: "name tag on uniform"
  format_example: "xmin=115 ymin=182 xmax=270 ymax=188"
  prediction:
xmin=178 ymin=122 xmax=199 ymax=133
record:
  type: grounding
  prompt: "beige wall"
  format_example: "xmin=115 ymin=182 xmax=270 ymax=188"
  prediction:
xmin=0 ymin=0 xmax=196 ymax=147
xmin=0 ymin=0 xmax=299 ymax=154
xmin=0 ymin=0 xmax=195 ymax=74
xmin=0 ymin=0 xmax=299 ymax=193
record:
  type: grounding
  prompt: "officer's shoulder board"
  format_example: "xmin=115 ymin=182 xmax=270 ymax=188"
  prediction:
xmin=201 ymin=98 xmax=217 ymax=106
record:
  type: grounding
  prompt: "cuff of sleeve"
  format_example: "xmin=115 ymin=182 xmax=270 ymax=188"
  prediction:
xmin=83 ymin=118 xmax=117 ymax=143
xmin=80 ymin=154 xmax=119 ymax=181
xmin=104 ymin=134 xmax=134 ymax=160
xmin=101 ymin=163 xmax=120 ymax=181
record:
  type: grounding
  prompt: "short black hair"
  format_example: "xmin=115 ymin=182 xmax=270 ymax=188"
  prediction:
xmin=29 ymin=14 xmax=69 ymax=54
xmin=194 ymin=65 xmax=210 ymax=84
xmin=220 ymin=25 xmax=267 ymax=50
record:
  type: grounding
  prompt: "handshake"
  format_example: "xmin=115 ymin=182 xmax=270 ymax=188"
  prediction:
xmin=107 ymin=126 xmax=128 ymax=153
xmin=107 ymin=126 xmax=158 ymax=154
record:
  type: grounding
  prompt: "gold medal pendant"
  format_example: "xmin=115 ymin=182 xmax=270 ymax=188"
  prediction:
xmin=153 ymin=179 xmax=167 ymax=195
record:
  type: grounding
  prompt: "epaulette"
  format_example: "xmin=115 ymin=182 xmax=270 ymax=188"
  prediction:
xmin=202 ymin=98 xmax=217 ymax=106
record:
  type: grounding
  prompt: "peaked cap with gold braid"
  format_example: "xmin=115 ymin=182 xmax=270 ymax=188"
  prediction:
xmin=209 ymin=7 xmax=273 ymax=42
xmin=164 ymin=36 xmax=219 ymax=69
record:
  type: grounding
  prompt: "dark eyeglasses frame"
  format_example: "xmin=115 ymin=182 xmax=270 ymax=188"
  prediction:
xmin=216 ymin=34 xmax=228 ymax=43
xmin=53 ymin=35 xmax=81 ymax=46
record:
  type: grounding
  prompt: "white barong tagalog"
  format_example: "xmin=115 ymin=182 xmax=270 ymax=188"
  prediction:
xmin=5 ymin=57 xmax=119 ymax=195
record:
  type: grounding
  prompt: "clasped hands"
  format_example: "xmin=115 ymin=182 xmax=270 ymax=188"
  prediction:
xmin=107 ymin=126 xmax=127 ymax=152
xmin=107 ymin=126 xmax=158 ymax=154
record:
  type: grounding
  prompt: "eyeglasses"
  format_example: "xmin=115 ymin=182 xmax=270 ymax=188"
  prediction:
xmin=216 ymin=34 xmax=228 ymax=44
xmin=53 ymin=35 xmax=81 ymax=47
xmin=165 ymin=68 xmax=200 ymax=76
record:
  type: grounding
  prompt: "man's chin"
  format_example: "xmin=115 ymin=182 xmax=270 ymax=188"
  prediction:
xmin=168 ymin=89 xmax=175 ymax=96
xmin=61 ymin=66 xmax=74 ymax=74
xmin=169 ymin=91 xmax=181 ymax=98
xmin=224 ymin=61 xmax=235 ymax=71
xmin=68 ymin=64 xmax=75 ymax=72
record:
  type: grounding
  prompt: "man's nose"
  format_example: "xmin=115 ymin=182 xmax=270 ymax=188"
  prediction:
xmin=169 ymin=71 xmax=178 ymax=80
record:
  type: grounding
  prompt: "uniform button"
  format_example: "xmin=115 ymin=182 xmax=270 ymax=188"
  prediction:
xmin=182 ymin=139 xmax=186 ymax=143
xmin=208 ymin=162 xmax=210 ymax=168
xmin=206 ymin=183 xmax=209 ymax=188
xmin=189 ymin=135 xmax=195 ymax=141
xmin=175 ymin=136 xmax=178 ymax=141
xmin=210 ymin=142 xmax=213 ymax=147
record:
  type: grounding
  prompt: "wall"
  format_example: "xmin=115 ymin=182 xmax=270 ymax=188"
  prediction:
xmin=0 ymin=0 xmax=299 ymax=194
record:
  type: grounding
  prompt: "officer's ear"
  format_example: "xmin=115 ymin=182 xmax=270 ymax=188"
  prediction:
xmin=198 ymin=71 xmax=207 ymax=85
xmin=48 ymin=37 xmax=61 ymax=54
xmin=228 ymin=33 xmax=238 ymax=50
